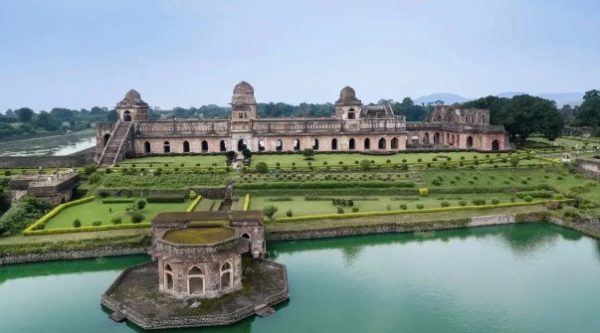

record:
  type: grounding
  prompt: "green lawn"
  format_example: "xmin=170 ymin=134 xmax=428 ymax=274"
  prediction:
xmin=529 ymin=136 xmax=600 ymax=150
xmin=250 ymin=152 xmax=511 ymax=167
xmin=44 ymin=197 xmax=190 ymax=229
xmin=119 ymin=155 xmax=227 ymax=167
xmin=194 ymin=198 xmax=222 ymax=212
xmin=249 ymin=194 xmax=525 ymax=218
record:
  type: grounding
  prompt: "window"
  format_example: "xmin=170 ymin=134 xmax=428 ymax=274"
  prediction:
xmin=201 ymin=140 xmax=208 ymax=152
xmin=220 ymin=140 xmax=226 ymax=152
xmin=163 ymin=141 xmax=170 ymax=153
xmin=293 ymin=139 xmax=300 ymax=151
xmin=144 ymin=141 xmax=151 ymax=153
xmin=220 ymin=261 xmax=233 ymax=290
xmin=364 ymin=138 xmax=371 ymax=150
xmin=331 ymin=138 xmax=338 ymax=150
xmin=347 ymin=112 xmax=355 ymax=119
xmin=466 ymin=136 xmax=473 ymax=148
xmin=349 ymin=138 xmax=355 ymax=150
xmin=391 ymin=137 xmax=398 ymax=149
xmin=313 ymin=139 xmax=319 ymax=150
xmin=183 ymin=141 xmax=190 ymax=153
xmin=188 ymin=266 xmax=205 ymax=295
xmin=492 ymin=140 xmax=500 ymax=151
xmin=378 ymin=138 xmax=386 ymax=150
xmin=164 ymin=263 xmax=174 ymax=291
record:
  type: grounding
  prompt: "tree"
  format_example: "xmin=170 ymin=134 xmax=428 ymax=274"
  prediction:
xmin=501 ymin=95 xmax=563 ymax=142
xmin=302 ymin=148 xmax=315 ymax=160
xmin=15 ymin=108 xmax=34 ymax=123
xmin=255 ymin=162 xmax=268 ymax=173
xmin=36 ymin=111 xmax=60 ymax=131
xmin=226 ymin=150 xmax=236 ymax=162
xmin=462 ymin=96 xmax=509 ymax=125
xmin=106 ymin=110 xmax=119 ymax=122
xmin=242 ymin=148 xmax=252 ymax=160
xmin=574 ymin=90 xmax=600 ymax=127
xmin=50 ymin=108 xmax=75 ymax=122
xmin=360 ymin=159 xmax=371 ymax=171
xmin=137 ymin=199 xmax=147 ymax=210
xmin=263 ymin=205 xmax=278 ymax=220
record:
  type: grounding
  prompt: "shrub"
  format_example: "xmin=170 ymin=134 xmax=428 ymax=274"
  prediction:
xmin=98 ymin=190 xmax=111 ymax=198
xmin=399 ymin=204 xmax=408 ymax=210
xmin=0 ymin=197 xmax=49 ymax=235
xmin=491 ymin=199 xmax=500 ymax=205
xmin=189 ymin=190 xmax=198 ymax=200
xmin=524 ymin=195 xmax=533 ymax=202
xmin=418 ymin=188 xmax=429 ymax=197
xmin=416 ymin=204 xmax=424 ymax=210
xmin=352 ymin=207 xmax=359 ymax=213
xmin=440 ymin=201 xmax=450 ymax=207
xmin=471 ymin=199 xmax=486 ymax=206
xmin=360 ymin=160 xmax=371 ymax=171
xmin=286 ymin=209 xmax=293 ymax=217
xmin=73 ymin=219 xmax=82 ymax=228
xmin=255 ymin=162 xmax=269 ymax=173
xmin=137 ymin=199 xmax=147 ymax=210
xmin=131 ymin=214 xmax=144 ymax=223
xmin=83 ymin=164 xmax=98 ymax=176
xmin=459 ymin=200 xmax=467 ymax=206
xmin=337 ymin=207 xmax=344 ymax=214
xmin=111 ymin=217 xmax=122 ymax=225
xmin=263 ymin=205 xmax=278 ymax=220
xmin=92 ymin=220 xmax=102 ymax=226
xmin=102 ymin=198 xmax=134 ymax=204
xmin=146 ymin=195 xmax=186 ymax=203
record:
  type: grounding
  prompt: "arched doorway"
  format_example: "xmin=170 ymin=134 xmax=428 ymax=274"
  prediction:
xmin=220 ymin=261 xmax=233 ymax=290
xmin=201 ymin=140 xmax=208 ymax=152
xmin=466 ymin=136 xmax=473 ymax=148
xmin=258 ymin=140 xmax=265 ymax=152
xmin=164 ymin=263 xmax=174 ymax=291
xmin=331 ymin=138 xmax=338 ymax=150
xmin=123 ymin=110 xmax=132 ymax=122
xmin=349 ymin=138 xmax=355 ymax=150
xmin=276 ymin=139 xmax=283 ymax=151
xmin=163 ymin=141 xmax=170 ymax=153
xmin=434 ymin=132 xmax=440 ymax=145
xmin=364 ymin=138 xmax=371 ymax=150
xmin=220 ymin=140 xmax=226 ymax=152
xmin=378 ymin=138 xmax=386 ymax=150
xmin=423 ymin=132 xmax=430 ymax=144
xmin=103 ymin=134 xmax=111 ymax=147
xmin=293 ymin=139 xmax=300 ymax=151
xmin=492 ymin=140 xmax=500 ymax=151
xmin=187 ymin=266 xmax=204 ymax=295
xmin=391 ymin=137 xmax=398 ymax=149
xmin=144 ymin=141 xmax=151 ymax=153
xmin=183 ymin=141 xmax=190 ymax=153
xmin=237 ymin=139 xmax=247 ymax=151
xmin=313 ymin=139 xmax=319 ymax=150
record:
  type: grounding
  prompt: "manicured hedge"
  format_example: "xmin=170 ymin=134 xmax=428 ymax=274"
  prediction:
xmin=274 ymin=199 xmax=571 ymax=223
xmin=146 ymin=195 xmax=186 ymax=203
xmin=186 ymin=195 xmax=203 ymax=212
xmin=236 ymin=181 xmax=415 ymax=190
xmin=243 ymin=194 xmax=250 ymax=211
xmin=22 ymin=196 xmax=96 ymax=235
xmin=102 ymin=198 xmax=135 ymax=204
xmin=23 ymin=222 xmax=152 ymax=236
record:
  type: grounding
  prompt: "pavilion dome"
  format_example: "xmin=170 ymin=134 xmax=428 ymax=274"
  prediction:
xmin=231 ymin=81 xmax=256 ymax=105
xmin=336 ymin=86 xmax=361 ymax=105
xmin=117 ymin=89 xmax=148 ymax=108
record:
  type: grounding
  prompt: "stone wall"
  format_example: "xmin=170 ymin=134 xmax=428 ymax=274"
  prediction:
xmin=0 ymin=247 xmax=146 ymax=265
xmin=0 ymin=154 xmax=94 ymax=169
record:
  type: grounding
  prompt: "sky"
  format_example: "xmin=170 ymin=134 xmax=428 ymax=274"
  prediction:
xmin=0 ymin=0 xmax=599 ymax=111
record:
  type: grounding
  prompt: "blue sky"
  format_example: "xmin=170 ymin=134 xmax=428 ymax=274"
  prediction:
xmin=0 ymin=0 xmax=599 ymax=110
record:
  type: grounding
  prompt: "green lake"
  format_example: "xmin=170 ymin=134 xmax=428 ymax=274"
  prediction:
xmin=1 ymin=223 xmax=600 ymax=333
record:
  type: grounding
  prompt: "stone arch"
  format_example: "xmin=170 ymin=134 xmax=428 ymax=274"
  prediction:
xmin=492 ymin=139 xmax=500 ymax=151
xmin=201 ymin=140 xmax=208 ymax=152
xmin=258 ymin=139 xmax=266 ymax=152
xmin=183 ymin=141 xmax=190 ymax=153
xmin=103 ymin=133 xmax=111 ymax=147
xmin=423 ymin=132 xmax=430 ymax=144
xmin=164 ymin=263 xmax=174 ymax=291
xmin=276 ymin=139 xmax=283 ymax=152
xmin=349 ymin=138 xmax=356 ymax=150
xmin=123 ymin=110 xmax=132 ymax=122
xmin=220 ymin=140 xmax=226 ymax=152
xmin=313 ymin=139 xmax=319 ymax=150
xmin=163 ymin=141 xmax=171 ymax=153
xmin=466 ymin=136 xmax=473 ymax=148
xmin=347 ymin=108 xmax=356 ymax=119
xmin=144 ymin=141 xmax=151 ymax=153
xmin=331 ymin=138 xmax=338 ymax=150
xmin=378 ymin=138 xmax=386 ymax=150
xmin=364 ymin=138 xmax=371 ymax=150
xmin=220 ymin=261 xmax=233 ymax=290
xmin=293 ymin=139 xmax=301 ymax=151
xmin=242 ymin=233 xmax=251 ymax=240
xmin=434 ymin=132 xmax=440 ymax=145
xmin=187 ymin=266 xmax=205 ymax=295
xmin=391 ymin=137 xmax=398 ymax=149
xmin=237 ymin=139 xmax=247 ymax=151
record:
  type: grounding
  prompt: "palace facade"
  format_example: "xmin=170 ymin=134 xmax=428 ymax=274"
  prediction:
xmin=96 ymin=82 xmax=507 ymax=166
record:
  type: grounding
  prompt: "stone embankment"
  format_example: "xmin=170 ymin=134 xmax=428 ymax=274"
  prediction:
xmin=0 ymin=247 xmax=146 ymax=265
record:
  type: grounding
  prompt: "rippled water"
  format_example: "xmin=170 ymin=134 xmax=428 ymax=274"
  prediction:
xmin=1 ymin=223 xmax=599 ymax=333
xmin=0 ymin=133 xmax=95 ymax=156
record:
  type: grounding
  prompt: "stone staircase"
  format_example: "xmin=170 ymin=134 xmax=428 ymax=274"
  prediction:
xmin=98 ymin=121 xmax=132 ymax=167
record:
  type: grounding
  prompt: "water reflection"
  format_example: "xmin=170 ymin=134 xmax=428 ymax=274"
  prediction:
xmin=0 ymin=133 xmax=95 ymax=156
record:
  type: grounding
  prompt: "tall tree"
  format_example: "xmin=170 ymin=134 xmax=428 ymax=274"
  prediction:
xmin=461 ymin=96 xmax=509 ymax=125
xmin=574 ymin=90 xmax=600 ymax=127
xmin=15 ymin=107 xmax=34 ymax=122
xmin=502 ymin=95 xmax=563 ymax=141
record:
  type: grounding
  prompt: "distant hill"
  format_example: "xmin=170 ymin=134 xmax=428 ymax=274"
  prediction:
xmin=413 ymin=93 xmax=469 ymax=105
